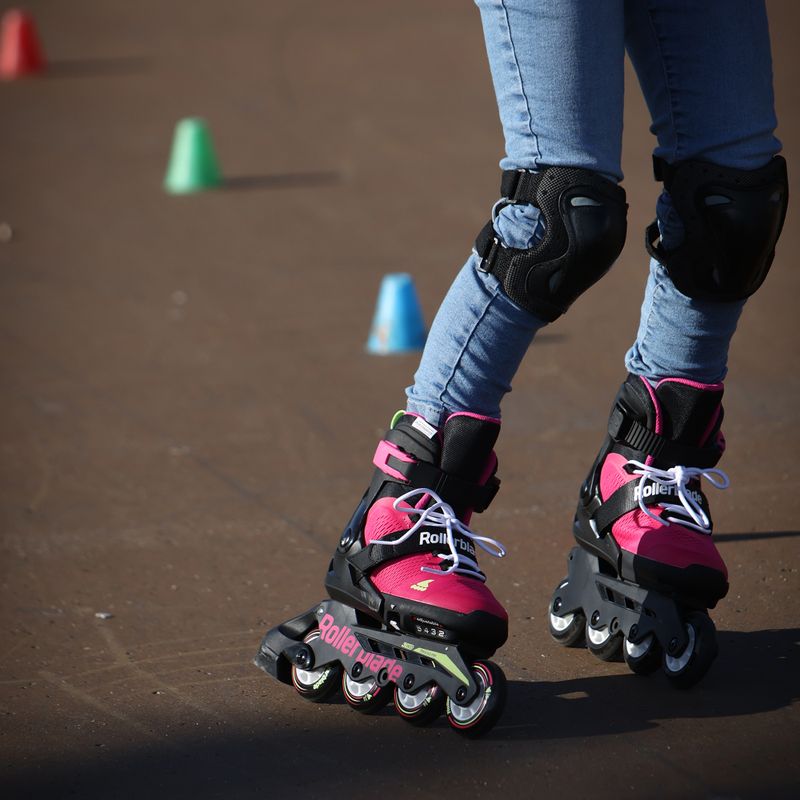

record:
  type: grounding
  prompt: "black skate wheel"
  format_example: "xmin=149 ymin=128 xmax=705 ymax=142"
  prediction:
xmin=662 ymin=611 xmax=718 ymax=689
xmin=548 ymin=581 xmax=586 ymax=647
xmin=549 ymin=608 xmax=587 ymax=647
xmin=446 ymin=661 xmax=506 ymax=739
xmin=342 ymin=670 xmax=392 ymax=714
xmin=290 ymin=630 xmax=342 ymax=702
xmin=623 ymin=633 xmax=662 ymax=676
xmin=585 ymin=622 xmax=623 ymax=662
xmin=394 ymin=682 xmax=446 ymax=727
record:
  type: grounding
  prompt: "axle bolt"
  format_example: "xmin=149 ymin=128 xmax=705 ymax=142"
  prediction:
xmin=668 ymin=637 xmax=680 ymax=655
xmin=352 ymin=662 xmax=363 ymax=679
xmin=403 ymin=675 xmax=416 ymax=691
xmin=455 ymin=687 xmax=468 ymax=702
xmin=294 ymin=646 xmax=312 ymax=669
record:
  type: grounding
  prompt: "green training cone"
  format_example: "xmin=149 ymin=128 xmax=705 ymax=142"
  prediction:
xmin=163 ymin=117 xmax=221 ymax=194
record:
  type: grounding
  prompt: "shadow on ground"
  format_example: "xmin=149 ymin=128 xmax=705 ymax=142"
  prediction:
xmin=45 ymin=57 xmax=151 ymax=78
xmin=3 ymin=628 xmax=797 ymax=799
xmin=500 ymin=626 xmax=799 ymax=738
xmin=222 ymin=171 xmax=343 ymax=191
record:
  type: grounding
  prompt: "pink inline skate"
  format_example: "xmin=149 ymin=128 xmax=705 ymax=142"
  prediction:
xmin=256 ymin=412 xmax=509 ymax=736
xmin=549 ymin=374 xmax=730 ymax=687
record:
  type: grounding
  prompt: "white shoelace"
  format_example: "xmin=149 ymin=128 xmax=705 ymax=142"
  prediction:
xmin=381 ymin=488 xmax=506 ymax=581
xmin=627 ymin=459 xmax=730 ymax=534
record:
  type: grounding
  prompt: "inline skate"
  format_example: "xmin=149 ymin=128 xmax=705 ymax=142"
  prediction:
xmin=549 ymin=374 xmax=730 ymax=687
xmin=255 ymin=411 xmax=509 ymax=737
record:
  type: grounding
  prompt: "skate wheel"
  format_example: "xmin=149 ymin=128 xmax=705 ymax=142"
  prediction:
xmin=342 ymin=670 xmax=391 ymax=714
xmin=394 ymin=682 xmax=446 ymax=727
xmin=662 ymin=611 xmax=718 ymax=689
xmin=290 ymin=630 xmax=342 ymax=702
xmin=446 ymin=661 xmax=506 ymax=739
xmin=585 ymin=622 xmax=623 ymax=661
xmin=623 ymin=632 xmax=662 ymax=676
xmin=548 ymin=582 xmax=586 ymax=647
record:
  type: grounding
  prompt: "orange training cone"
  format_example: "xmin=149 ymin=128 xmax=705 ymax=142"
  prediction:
xmin=0 ymin=9 xmax=45 ymax=80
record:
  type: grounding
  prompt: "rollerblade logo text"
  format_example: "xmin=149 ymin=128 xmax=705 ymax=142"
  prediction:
xmin=634 ymin=483 xmax=704 ymax=506
xmin=419 ymin=530 xmax=476 ymax=557
xmin=318 ymin=613 xmax=404 ymax=683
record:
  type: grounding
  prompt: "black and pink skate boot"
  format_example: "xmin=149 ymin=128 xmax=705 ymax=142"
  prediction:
xmin=256 ymin=412 xmax=508 ymax=737
xmin=548 ymin=374 xmax=730 ymax=688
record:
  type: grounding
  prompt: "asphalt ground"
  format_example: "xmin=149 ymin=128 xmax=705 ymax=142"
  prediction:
xmin=1 ymin=1 xmax=798 ymax=798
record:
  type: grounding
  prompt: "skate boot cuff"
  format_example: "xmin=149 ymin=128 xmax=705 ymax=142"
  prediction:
xmin=608 ymin=401 xmax=722 ymax=470
xmin=372 ymin=429 xmax=500 ymax=513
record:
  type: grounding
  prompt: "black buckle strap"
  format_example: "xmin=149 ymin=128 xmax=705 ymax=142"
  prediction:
xmin=385 ymin=455 xmax=500 ymax=513
xmin=652 ymin=155 xmax=679 ymax=188
xmin=474 ymin=220 xmax=502 ymax=274
xmin=500 ymin=169 xmax=541 ymax=205
xmin=608 ymin=404 xmax=721 ymax=469
xmin=592 ymin=478 xmax=712 ymax=537
xmin=475 ymin=170 xmax=542 ymax=274
xmin=349 ymin=527 xmax=481 ymax=574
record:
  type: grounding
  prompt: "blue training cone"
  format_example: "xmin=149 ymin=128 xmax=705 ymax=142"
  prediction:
xmin=366 ymin=273 xmax=427 ymax=355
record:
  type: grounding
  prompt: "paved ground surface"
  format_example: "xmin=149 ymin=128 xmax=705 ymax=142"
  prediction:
xmin=1 ymin=1 xmax=798 ymax=798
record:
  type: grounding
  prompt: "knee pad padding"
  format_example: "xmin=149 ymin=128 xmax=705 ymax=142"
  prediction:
xmin=474 ymin=166 xmax=628 ymax=322
xmin=647 ymin=156 xmax=788 ymax=301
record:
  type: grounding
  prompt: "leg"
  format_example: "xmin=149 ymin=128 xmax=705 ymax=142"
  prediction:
xmin=624 ymin=0 xmax=785 ymax=383
xmin=305 ymin=1 xmax=631 ymax=729
xmin=551 ymin=1 xmax=788 ymax=686
xmin=407 ymin=0 xmax=628 ymax=426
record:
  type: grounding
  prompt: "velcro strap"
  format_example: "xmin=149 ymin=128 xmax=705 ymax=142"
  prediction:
xmin=652 ymin=154 xmax=679 ymax=187
xmin=592 ymin=479 xmax=712 ymax=536
xmin=385 ymin=454 xmax=500 ymax=513
xmin=500 ymin=169 xmax=541 ymax=204
xmin=348 ymin=528 xmax=479 ymax=574
xmin=473 ymin=219 xmax=539 ymax=299
xmin=474 ymin=220 xmax=502 ymax=274
xmin=608 ymin=404 xmax=721 ymax=469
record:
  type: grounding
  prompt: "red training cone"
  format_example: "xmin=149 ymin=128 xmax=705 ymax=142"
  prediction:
xmin=0 ymin=9 xmax=45 ymax=80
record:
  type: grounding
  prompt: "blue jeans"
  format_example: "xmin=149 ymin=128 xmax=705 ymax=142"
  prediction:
xmin=406 ymin=0 xmax=781 ymax=427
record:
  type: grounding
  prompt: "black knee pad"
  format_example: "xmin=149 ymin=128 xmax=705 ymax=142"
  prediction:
xmin=647 ymin=155 xmax=788 ymax=301
xmin=473 ymin=166 xmax=628 ymax=322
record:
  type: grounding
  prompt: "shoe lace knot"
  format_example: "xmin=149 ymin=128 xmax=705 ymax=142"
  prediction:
xmin=384 ymin=488 xmax=506 ymax=582
xmin=627 ymin=459 xmax=729 ymax=534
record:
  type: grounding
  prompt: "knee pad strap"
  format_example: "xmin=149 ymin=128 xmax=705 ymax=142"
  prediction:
xmin=647 ymin=155 xmax=788 ymax=301
xmin=474 ymin=166 xmax=628 ymax=322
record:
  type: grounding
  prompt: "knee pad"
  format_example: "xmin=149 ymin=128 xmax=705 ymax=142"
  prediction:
xmin=647 ymin=155 xmax=788 ymax=301
xmin=473 ymin=166 xmax=628 ymax=322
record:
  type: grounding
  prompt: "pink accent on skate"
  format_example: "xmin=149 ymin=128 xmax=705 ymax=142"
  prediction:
xmin=373 ymin=440 xmax=415 ymax=482
xmin=640 ymin=377 xmax=661 ymax=467
xmin=655 ymin=377 xmax=723 ymax=392
xmin=445 ymin=411 xmax=502 ymax=425
xmin=362 ymin=497 xmax=507 ymax=620
xmin=599 ymin=452 xmax=632 ymax=502
xmin=599 ymin=451 xmax=727 ymax=576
